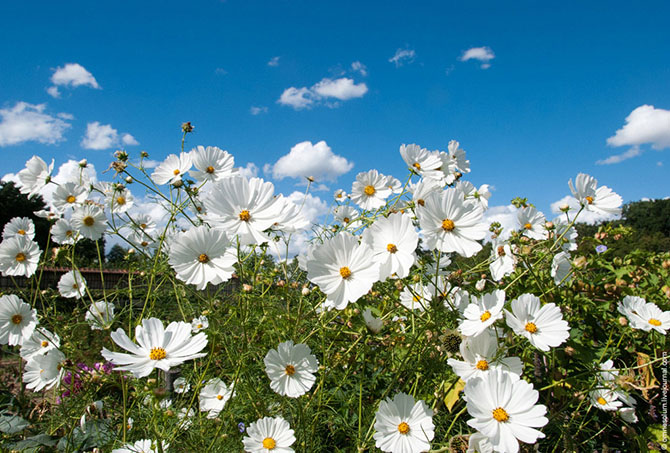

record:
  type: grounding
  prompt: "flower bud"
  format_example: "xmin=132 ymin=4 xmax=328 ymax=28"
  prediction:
xmin=125 ymin=176 xmax=133 ymax=184
xmin=79 ymin=159 xmax=88 ymax=168
xmin=242 ymin=284 xmax=253 ymax=292
xmin=618 ymin=316 xmax=628 ymax=326
xmin=181 ymin=122 xmax=194 ymax=133
xmin=559 ymin=204 xmax=570 ymax=212
xmin=301 ymin=287 xmax=310 ymax=296
xmin=573 ymin=256 xmax=587 ymax=268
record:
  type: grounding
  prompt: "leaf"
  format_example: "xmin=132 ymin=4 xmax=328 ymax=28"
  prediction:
xmin=0 ymin=414 xmax=30 ymax=434
xmin=7 ymin=433 xmax=58 ymax=450
xmin=443 ymin=379 xmax=466 ymax=412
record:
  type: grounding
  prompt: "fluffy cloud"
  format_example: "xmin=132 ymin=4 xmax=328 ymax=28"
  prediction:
xmin=268 ymin=140 xmax=354 ymax=182
xmin=550 ymin=195 xmax=620 ymax=224
xmin=238 ymin=162 xmax=259 ymax=178
xmin=278 ymin=77 xmax=367 ymax=110
xmin=460 ymin=46 xmax=495 ymax=69
xmin=483 ymin=205 xmax=518 ymax=241
xmin=599 ymin=105 xmax=670 ymax=164
xmin=38 ymin=160 xmax=99 ymax=209
xmin=351 ymin=61 xmax=368 ymax=76
xmin=81 ymin=122 xmax=138 ymax=150
xmin=268 ymin=56 xmax=280 ymax=67
xmin=0 ymin=102 xmax=71 ymax=146
xmin=48 ymin=63 xmax=100 ymax=97
xmin=389 ymin=48 xmax=416 ymax=67
xmin=250 ymin=106 xmax=269 ymax=115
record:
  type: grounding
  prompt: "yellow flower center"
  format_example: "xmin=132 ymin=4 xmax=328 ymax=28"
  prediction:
xmin=441 ymin=219 xmax=455 ymax=231
xmin=585 ymin=196 xmax=594 ymax=204
xmin=66 ymin=230 xmax=73 ymax=237
xmin=497 ymin=246 xmax=506 ymax=256
xmin=83 ymin=216 xmax=95 ymax=227
xmin=387 ymin=243 xmax=398 ymax=253
xmin=364 ymin=185 xmax=376 ymax=196
xmin=480 ymin=311 xmax=492 ymax=322
xmin=525 ymin=322 xmax=538 ymax=334
xmin=206 ymin=166 xmax=215 ymax=174
xmin=141 ymin=241 xmax=148 ymax=247
xmin=596 ymin=396 xmax=607 ymax=405
xmin=239 ymin=210 xmax=251 ymax=222
xmin=417 ymin=199 xmax=425 ymax=206
xmin=476 ymin=359 xmax=489 ymax=370
xmin=339 ymin=266 xmax=352 ymax=279
xmin=343 ymin=217 xmax=350 ymax=223
xmin=17 ymin=229 xmax=26 ymax=235
xmin=15 ymin=252 xmax=26 ymax=262
xmin=492 ymin=407 xmax=509 ymax=422
xmin=41 ymin=340 xmax=49 ymax=347
xmin=173 ymin=169 xmax=180 ymax=175
xmin=140 ymin=223 xmax=147 ymax=229
xmin=648 ymin=318 xmax=662 ymax=326
xmin=524 ymin=222 xmax=532 ymax=230
xmin=198 ymin=253 xmax=209 ymax=263
xmin=285 ymin=364 xmax=296 ymax=376
xmin=149 ymin=347 xmax=167 ymax=360
xmin=412 ymin=162 xmax=421 ymax=170
xmin=397 ymin=421 xmax=410 ymax=435
xmin=197 ymin=324 xmax=203 ymax=329
xmin=116 ymin=196 xmax=126 ymax=205
xmin=66 ymin=195 xmax=76 ymax=203
xmin=11 ymin=314 xmax=23 ymax=325
xmin=216 ymin=394 xmax=223 ymax=400
xmin=262 ymin=437 xmax=276 ymax=449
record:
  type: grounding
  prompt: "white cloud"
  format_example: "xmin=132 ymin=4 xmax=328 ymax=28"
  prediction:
xmin=215 ymin=67 xmax=227 ymax=75
xmin=81 ymin=122 xmax=118 ymax=150
xmin=351 ymin=61 xmax=368 ymax=76
xmin=596 ymin=146 xmax=641 ymax=165
xmin=268 ymin=140 xmax=354 ymax=182
xmin=268 ymin=56 xmax=280 ymax=67
xmin=606 ymin=105 xmax=670 ymax=149
xmin=312 ymin=78 xmax=368 ymax=100
xmin=238 ymin=162 xmax=259 ymax=179
xmin=39 ymin=160 xmax=99 ymax=209
xmin=278 ymin=77 xmax=367 ymax=110
xmin=250 ymin=106 xmax=269 ymax=115
xmin=286 ymin=191 xmax=329 ymax=224
xmin=122 ymin=133 xmax=139 ymax=146
xmin=482 ymin=204 xmax=518 ymax=241
xmin=550 ymin=195 xmax=620 ymax=224
xmin=140 ymin=159 xmax=160 ymax=169
xmin=0 ymin=102 xmax=71 ymax=147
xmin=460 ymin=46 xmax=495 ymax=69
xmin=48 ymin=63 xmax=100 ymax=97
xmin=389 ymin=48 xmax=416 ymax=67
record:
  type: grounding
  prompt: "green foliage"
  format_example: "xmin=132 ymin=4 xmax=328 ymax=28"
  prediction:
xmin=0 ymin=181 xmax=51 ymax=249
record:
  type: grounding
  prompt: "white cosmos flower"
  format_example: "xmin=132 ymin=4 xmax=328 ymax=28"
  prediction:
xmin=0 ymin=236 xmax=40 ymax=277
xmin=191 ymin=315 xmax=209 ymax=333
xmin=306 ymin=232 xmax=380 ymax=310
xmin=264 ymin=340 xmax=318 ymax=398
xmin=151 ymin=152 xmax=192 ymax=185
xmin=569 ymin=173 xmax=622 ymax=216
xmin=57 ymin=270 xmax=87 ymax=299
xmin=17 ymin=156 xmax=54 ymax=198
xmin=199 ymin=378 xmax=234 ymax=418
xmin=489 ymin=240 xmax=515 ymax=281
xmin=106 ymin=186 xmax=134 ymax=213
xmin=272 ymin=195 xmax=310 ymax=233
xmin=618 ymin=298 xmax=670 ymax=334
xmin=51 ymin=218 xmax=80 ymax=245
xmin=20 ymin=327 xmax=60 ymax=360
xmin=2 ymin=217 xmax=35 ymax=240
xmin=127 ymin=230 xmax=158 ymax=254
xmin=128 ymin=213 xmax=157 ymax=235
xmin=457 ymin=181 xmax=492 ymax=211
xmin=168 ymin=225 xmax=237 ymax=290
xmin=350 ymin=169 xmax=393 ymax=211
xmin=590 ymin=389 xmax=622 ymax=411
xmin=408 ymin=178 xmax=441 ymax=210
xmin=467 ymin=432 xmax=494 ymax=453
xmin=52 ymin=182 xmax=88 ymax=211
xmin=385 ymin=175 xmax=403 ymax=194
xmin=418 ymin=188 xmax=487 ymax=257
xmin=373 ymin=392 xmax=435 ymax=453
xmin=111 ymin=439 xmax=169 ymax=453
xmin=334 ymin=205 xmax=362 ymax=229
xmin=362 ymin=212 xmax=418 ymax=280
xmin=0 ymin=295 xmax=38 ymax=346
xmin=448 ymin=330 xmax=523 ymax=382
xmin=459 ymin=290 xmax=505 ymax=337
xmin=24 ymin=349 xmax=65 ymax=391
xmin=101 ymin=317 xmax=208 ymax=378
xmin=399 ymin=283 xmax=432 ymax=312
xmin=551 ymin=218 xmax=578 ymax=252
xmin=242 ymin=416 xmax=296 ymax=453
xmin=505 ymin=294 xmax=570 ymax=351
xmin=363 ymin=308 xmax=383 ymax=333
xmin=71 ymin=204 xmax=107 ymax=240
xmin=334 ymin=188 xmax=348 ymax=201
xmin=551 ymin=251 xmax=572 ymax=286
xmin=447 ymin=140 xmax=470 ymax=174
xmin=173 ymin=377 xmax=190 ymax=393
xmin=465 ymin=369 xmax=548 ymax=453
xmin=189 ymin=145 xmax=237 ymax=183
xmin=85 ymin=301 xmax=115 ymax=330
xmin=203 ymin=175 xmax=284 ymax=246
xmin=517 ymin=206 xmax=547 ymax=240
xmin=400 ymin=143 xmax=443 ymax=180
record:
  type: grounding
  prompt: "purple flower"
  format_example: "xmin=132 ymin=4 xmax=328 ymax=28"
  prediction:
xmin=238 ymin=422 xmax=246 ymax=433
xmin=595 ymin=245 xmax=608 ymax=254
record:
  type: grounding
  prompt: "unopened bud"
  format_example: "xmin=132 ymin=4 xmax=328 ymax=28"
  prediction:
xmin=276 ymin=280 xmax=285 ymax=287
xmin=301 ymin=287 xmax=310 ymax=296
xmin=559 ymin=204 xmax=570 ymax=212
xmin=242 ymin=284 xmax=253 ymax=292
xmin=564 ymin=346 xmax=575 ymax=357
xmin=125 ymin=176 xmax=133 ymax=184
xmin=172 ymin=180 xmax=183 ymax=188
xmin=544 ymin=221 xmax=554 ymax=229
xmin=79 ymin=159 xmax=88 ymax=168
xmin=618 ymin=316 xmax=628 ymax=326
xmin=181 ymin=122 xmax=194 ymax=133
xmin=573 ymin=256 xmax=587 ymax=268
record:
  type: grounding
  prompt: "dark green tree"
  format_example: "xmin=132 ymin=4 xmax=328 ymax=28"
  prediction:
xmin=0 ymin=181 xmax=51 ymax=249
xmin=106 ymin=244 xmax=128 ymax=267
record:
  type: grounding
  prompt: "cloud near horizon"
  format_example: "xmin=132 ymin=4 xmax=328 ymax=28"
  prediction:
xmin=267 ymin=140 xmax=353 ymax=182
xmin=0 ymin=102 xmax=71 ymax=147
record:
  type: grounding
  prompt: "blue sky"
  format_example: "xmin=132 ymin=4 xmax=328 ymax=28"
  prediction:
xmin=1 ymin=0 xmax=669 ymax=220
